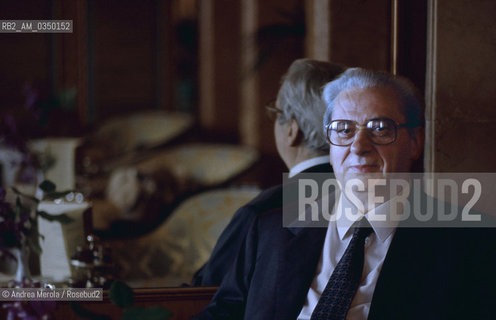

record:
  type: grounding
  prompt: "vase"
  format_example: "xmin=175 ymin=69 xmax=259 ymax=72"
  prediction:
xmin=0 ymin=147 xmax=23 ymax=187
xmin=29 ymin=137 xmax=81 ymax=191
xmin=12 ymin=246 xmax=31 ymax=285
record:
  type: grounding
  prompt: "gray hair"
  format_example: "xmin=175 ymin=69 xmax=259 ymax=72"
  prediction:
xmin=322 ymin=68 xmax=424 ymax=137
xmin=277 ymin=59 xmax=344 ymax=153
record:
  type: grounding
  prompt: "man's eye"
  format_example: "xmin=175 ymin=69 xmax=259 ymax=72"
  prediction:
xmin=336 ymin=128 xmax=354 ymax=136
xmin=371 ymin=125 xmax=391 ymax=136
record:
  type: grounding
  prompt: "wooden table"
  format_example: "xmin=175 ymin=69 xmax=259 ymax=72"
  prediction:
xmin=0 ymin=287 xmax=217 ymax=320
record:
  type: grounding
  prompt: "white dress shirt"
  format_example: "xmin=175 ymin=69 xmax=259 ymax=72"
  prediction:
xmin=297 ymin=194 xmax=398 ymax=320
xmin=288 ymin=155 xmax=330 ymax=178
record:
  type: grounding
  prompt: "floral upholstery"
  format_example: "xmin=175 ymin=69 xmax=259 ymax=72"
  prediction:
xmin=92 ymin=111 xmax=193 ymax=155
xmin=107 ymin=187 xmax=261 ymax=286
xmin=137 ymin=143 xmax=260 ymax=187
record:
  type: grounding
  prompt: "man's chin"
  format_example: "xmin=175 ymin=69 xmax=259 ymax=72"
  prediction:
xmin=341 ymin=172 xmax=391 ymax=198
xmin=344 ymin=171 xmax=386 ymax=183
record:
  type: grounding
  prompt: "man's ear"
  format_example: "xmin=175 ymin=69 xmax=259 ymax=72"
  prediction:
xmin=287 ymin=119 xmax=301 ymax=147
xmin=410 ymin=127 xmax=425 ymax=160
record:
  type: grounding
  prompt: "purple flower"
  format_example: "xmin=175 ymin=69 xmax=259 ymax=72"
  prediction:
xmin=1 ymin=84 xmax=42 ymax=156
xmin=23 ymin=84 xmax=39 ymax=113
xmin=0 ymin=187 xmax=14 ymax=224
xmin=29 ymin=300 xmax=56 ymax=317
xmin=2 ymin=300 xmax=52 ymax=320
xmin=0 ymin=115 xmax=29 ymax=155
xmin=0 ymin=191 xmax=32 ymax=250
xmin=0 ymin=186 xmax=6 ymax=201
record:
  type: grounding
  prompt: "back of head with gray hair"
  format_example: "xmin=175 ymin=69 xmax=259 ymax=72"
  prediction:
xmin=277 ymin=59 xmax=344 ymax=154
xmin=322 ymin=68 xmax=424 ymax=137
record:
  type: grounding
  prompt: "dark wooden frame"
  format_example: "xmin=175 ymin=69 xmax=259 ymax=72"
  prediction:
xmin=51 ymin=287 xmax=217 ymax=319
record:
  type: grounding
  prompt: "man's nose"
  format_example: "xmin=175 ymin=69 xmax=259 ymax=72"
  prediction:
xmin=350 ymin=129 xmax=373 ymax=154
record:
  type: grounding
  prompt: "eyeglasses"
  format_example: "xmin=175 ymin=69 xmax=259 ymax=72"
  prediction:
xmin=265 ymin=100 xmax=283 ymax=122
xmin=326 ymin=118 xmax=414 ymax=146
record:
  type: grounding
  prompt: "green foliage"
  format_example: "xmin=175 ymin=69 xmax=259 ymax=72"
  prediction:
xmin=11 ymin=187 xmax=39 ymax=204
xmin=39 ymin=180 xmax=78 ymax=201
xmin=58 ymin=88 xmax=77 ymax=110
xmin=36 ymin=87 xmax=77 ymax=127
xmin=1 ymin=180 xmax=74 ymax=254
xmin=37 ymin=210 xmax=74 ymax=224
xmin=39 ymin=180 xmax=56 ymax=193
xmin=110 ymin=280 xmax=173 ymax=319
xmin=70 ymin=302 xmax=112 ymax=320
xmin=109 ymin=280 xmax=134 ymax=308
xmin=122 ymin=306 xmax=172 ymax=320
xmin=25 ymin=236 xmax=42 ymax=255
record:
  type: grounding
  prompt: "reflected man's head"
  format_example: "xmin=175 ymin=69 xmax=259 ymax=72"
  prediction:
xmin=271 ymin=59 xmax=344 ymax=168
xmin=322 ymin=68 xmax=425 ymax=183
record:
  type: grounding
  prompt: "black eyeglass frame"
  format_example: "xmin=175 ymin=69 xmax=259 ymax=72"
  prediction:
xmin=325 ymin=117 xmax=416 ymax=146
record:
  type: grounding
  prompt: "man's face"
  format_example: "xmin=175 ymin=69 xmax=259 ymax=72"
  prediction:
xmin=329 ymin=87 xmax=423 ymax=185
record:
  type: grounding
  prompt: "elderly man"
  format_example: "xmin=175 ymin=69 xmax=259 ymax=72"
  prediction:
xmin=194 ymin=68 xmax=496 ymax=319
xmin=191 ymin=59 xmax=344 ymax=286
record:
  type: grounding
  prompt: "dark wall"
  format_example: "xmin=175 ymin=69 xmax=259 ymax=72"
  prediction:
xmin=0 ymin=1 xmax=53 ymax=110
xmin=0 ymin=0 xmax=194 ymax=135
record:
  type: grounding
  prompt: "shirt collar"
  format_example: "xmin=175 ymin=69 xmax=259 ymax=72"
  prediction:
xmin=335 ymin=193 xmax=398 ymax=243
xmin=288 ymin=155 xmax=330 ymax=178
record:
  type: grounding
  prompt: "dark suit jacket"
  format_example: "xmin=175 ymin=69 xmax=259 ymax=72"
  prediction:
xmin=191 ymin=162 xmax=333 ymax=286
xmin=194 ymin=190 xmax=496 ymax=319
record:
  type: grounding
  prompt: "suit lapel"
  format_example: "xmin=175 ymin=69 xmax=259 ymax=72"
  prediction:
xmin=272 ymin=163 xmax=333 ymax=319
xmin=368 ymin=228 xmax=414 ymax=319
xmin=275 ymin=226 xmax=327 ymax=319
xmin=368 ymin=227 xmax=440 ymax=320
